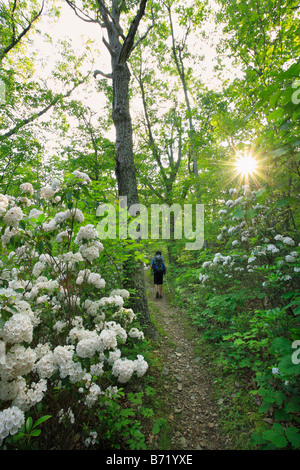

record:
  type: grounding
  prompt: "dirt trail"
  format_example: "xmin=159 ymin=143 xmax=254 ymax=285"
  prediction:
xmin=146 ymin=278 xmax=230 ymax=450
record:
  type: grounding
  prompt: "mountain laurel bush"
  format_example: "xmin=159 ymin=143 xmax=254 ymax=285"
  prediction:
xmin=0 ymin=171 xmax=148 ymax=448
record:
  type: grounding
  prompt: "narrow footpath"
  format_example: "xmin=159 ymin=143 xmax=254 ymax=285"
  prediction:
xmin=145 ymin=277 xmax=231 ymax=450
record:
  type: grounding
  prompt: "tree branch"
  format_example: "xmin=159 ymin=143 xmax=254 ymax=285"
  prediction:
xmin=65 ymin=0 xmax=100 ymax=23
xmin=131 ymin=1 xmax=155 ymax=53
xmin=118 ymin=0 xmax=148 ymax=64
xmin=93 ymin=69 xmax=113 ymax=79
xmin=0 ymin=0 xmax=45 ymax=61
xmin=0 ymin=75 xmax=89 ymax=141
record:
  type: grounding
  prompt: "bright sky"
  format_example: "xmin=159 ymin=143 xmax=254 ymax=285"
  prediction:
xmin=36 ymin=0 xmax=233 ymax=93
xmin=3 ymin=0 xmax=241 ymax=150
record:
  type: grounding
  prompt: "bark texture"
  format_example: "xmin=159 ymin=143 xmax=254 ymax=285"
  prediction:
xmin=95 ymin=0 xmax=156 ymax=337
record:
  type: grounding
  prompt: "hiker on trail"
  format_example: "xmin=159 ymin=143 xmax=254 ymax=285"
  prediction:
xmin=151 ymin=251 xmax=166 ymax=299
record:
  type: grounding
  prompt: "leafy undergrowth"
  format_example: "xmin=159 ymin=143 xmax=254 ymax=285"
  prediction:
xmin=162 ymin=184 xmax=300 ymax=451
xmin=167 ymin=274 xmax=300 ymax=450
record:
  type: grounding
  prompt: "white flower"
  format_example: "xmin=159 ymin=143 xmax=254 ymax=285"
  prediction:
xmin=79 ymin=244 xmax=102 ymax=262
xmin=0 ymin=194 xmax=9 ymax=207
xmin=54 ymin=211 xmax=69 ymax=225
xmin=41 ymin=185 xmax=55 ymax=200
xmin=72 ymin=170 xmax=91 ymax=184
xmin=67 ymin=208 xmax=85 ymax=223
xmin=0 ymin=202 xmax=6 ymax=216
xmin=229 ymin=188 xmax=238 ymax=195
xmin=48 ymin=179 xmax=60 ymax=191
xmin=2 ymin=313 xmax=33 ymax=344
xmin=90 ymin=363 xmax=104 ymax=377
xmin=87 ymin=273 xmax=105 ymax=289
xmin=99 ymin=329 xmax=118 ymax=350
xmin=74 ymin=224 xmax=98 ymax=244
xmin=128 ymin=328 xmax=144 ymax=340
xmin=3 ymin=206 xmax=24 ymax=227
xmin=0 ymin=406 xmax=25 ymax=444
xmin=53 ymin=320 xmax=67 ymax=333
xmin=272 ymin=367 xmax=280 ymax=375
xmin=107 ymin=349 xmax=121 ymax=365
xmin=61 ymin=251 xmax=83 ymax=266
xmin=1 ymin=345 xmax=37 ymax=381
xmin=202 ymin=261 xmax=211 ymax=269
xmin=20 ymin=183 xmax=33 ymax=195
xmin=282 ymin=237 xmax=295 ymax=246
xmin=32 ymin=261 xmax=46 ymax=277
xmin=12 ymin=379 xmax=47 ymax=411
xmin=111 ymin=358 xmax=136 ymax=383
xmin=28 ymin=208 xmax=44 ymax=219
xmin=134 ymin=355 xmax=148 ymax=378
xmin=110 ymin=289 xmax=130 ymax=299
xmin=285 ymin=255 xmax=296 ymax=262
xmin=56 ymin=230 xmax=69 ymax=243
xmin=85 ymin=383 xmax=101 ymax=407
xmin=76 ymin=335 xmax=100 ymax=358
xmin=35 ymin=352 xmax=57 ymax=379
xmin=42 ymin=219 xmax=57 ymax=232
xmin=232 ymin=240 xmax=238 ymax=246
xmin=116 ymin=307 xmax=136 ymax=323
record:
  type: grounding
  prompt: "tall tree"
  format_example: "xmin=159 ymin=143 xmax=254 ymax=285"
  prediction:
xmin=66 ymin=0 xmax=156 ymax=336
xmin=0 ymin=1 xmax=92 ymax=191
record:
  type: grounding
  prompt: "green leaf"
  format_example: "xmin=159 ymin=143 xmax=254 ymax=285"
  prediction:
xmin=26 ymin=417 xmax=33 ymax=432
xmin=33 ymin=415 xmax=52 ymax=428
xmin=234 ymin=338 xmax=246 ymax=346
xmin=262 ymin=429 xmax=288 ymax=448
xmin=233 ymin=206 xmax=244 ymax=219
xmin=152 ymin=418 xmax=167 ymax=435
xmin=285 ymin=427 xmax=300 ymax=449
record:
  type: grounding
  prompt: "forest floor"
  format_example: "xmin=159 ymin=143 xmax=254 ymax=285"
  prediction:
xmin=144 ymin=275 xmax=234 ymax=451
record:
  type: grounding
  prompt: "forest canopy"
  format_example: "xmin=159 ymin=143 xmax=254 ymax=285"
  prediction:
xmin=0 ymin=0 xmax=299 ymax=451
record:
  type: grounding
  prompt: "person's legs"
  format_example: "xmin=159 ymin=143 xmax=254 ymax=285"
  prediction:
xmin=154 ymin=272 xmax=163 ymax=298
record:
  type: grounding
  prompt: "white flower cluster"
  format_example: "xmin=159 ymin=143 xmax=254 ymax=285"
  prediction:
xmin=20 ymin=183 xmax=34 ymax=196
xmin=72 ymin=170 xmax=91 ymax=184
xmin=0 ymin=406 xmax=25 ymax=445
xmin=3 ymin=206 xmax=24 ymax=228
xmin=112 ymin=355 xmax=148 ymax=383
xmin=87 ymin=272 xmax=106 ymax=289
xmin=199 ymin=187 xmax=299 ymax=288
xmin=58 ymin=407 xmax=75 ymax=425
xmin=84 ymin=431 xmax=98 ymax=447
xmin=0 ymin=174 xmax=149 ymax=446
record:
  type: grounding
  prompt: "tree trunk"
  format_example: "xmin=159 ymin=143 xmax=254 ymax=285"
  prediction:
xmin=108 ymin=18 xmax=155 ymax=338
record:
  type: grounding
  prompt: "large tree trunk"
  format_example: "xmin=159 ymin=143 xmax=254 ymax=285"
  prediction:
xmin=112 ymin=61 xmax=153 ymax=335
xmin=68 ymin=1 xmax=155 ymax=335
xmin=101 ymin=2 xmax=155 ymax=338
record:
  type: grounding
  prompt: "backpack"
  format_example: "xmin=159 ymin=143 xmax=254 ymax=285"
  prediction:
xmin=152 ymin=254 xmax=165 ymax=273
